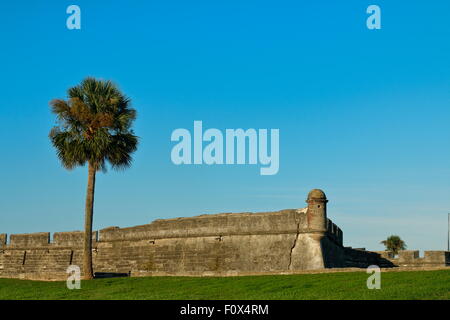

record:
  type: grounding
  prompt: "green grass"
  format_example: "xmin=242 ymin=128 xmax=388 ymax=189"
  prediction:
xmin=0 ymin=269 xmax=449 ymax=300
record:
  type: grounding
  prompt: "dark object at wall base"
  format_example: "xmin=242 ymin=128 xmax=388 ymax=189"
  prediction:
xmin=94 ymin=272 xmax=130 ymax=279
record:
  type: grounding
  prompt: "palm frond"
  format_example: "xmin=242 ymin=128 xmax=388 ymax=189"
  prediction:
xmin=49 ymin=77 xmax=138 ymax=172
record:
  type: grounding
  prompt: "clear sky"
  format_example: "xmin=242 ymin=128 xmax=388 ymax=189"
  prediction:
xmin=0 ymin=1 xmax=449 ymax=252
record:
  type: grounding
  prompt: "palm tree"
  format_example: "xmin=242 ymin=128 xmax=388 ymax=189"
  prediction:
xmin=49 ymin=77 xmax=138 ymax=279
xmin=380 ymin=235 xmax=406 ymax=256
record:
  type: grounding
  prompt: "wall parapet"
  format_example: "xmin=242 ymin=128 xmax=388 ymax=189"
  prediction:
xmin=326 ymin=219 xmax=343 ymax=246
xmin=1 ymin=209 xmax=308 ymax=247
xmin=98 ymin=209 xmax=307 ymax=242
xmin=372 ymin=250 xmax=450 ymax=267
xmin=9 ymin=232 xmax=50 ymax=247
xmin=0 ymin=234 xmax=6 ymax=246
xmin=1 ymin=208 xmax=335 ymax=247
xmin=53 ymin=231 xmax=98 ymax=246
xmin=1 ymin=231 xmax=98 ymax=249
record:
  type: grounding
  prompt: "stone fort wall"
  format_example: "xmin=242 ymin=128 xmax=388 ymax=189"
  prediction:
xmin=0 ymin=190 xmax=448 ymax=280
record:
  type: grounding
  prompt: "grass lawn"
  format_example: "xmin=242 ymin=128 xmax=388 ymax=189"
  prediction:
xmin=0 ymin=269 xmax=448 ymax=300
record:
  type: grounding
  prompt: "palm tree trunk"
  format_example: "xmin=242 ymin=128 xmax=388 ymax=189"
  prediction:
xmin=83 ymin=162 xmax=96 ymax=280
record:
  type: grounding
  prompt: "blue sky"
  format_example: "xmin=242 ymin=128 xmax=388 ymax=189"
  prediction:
xmin=0 ymin=1 xmax=449 ymax=252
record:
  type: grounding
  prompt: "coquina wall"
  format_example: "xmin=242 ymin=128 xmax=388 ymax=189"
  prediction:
xmin=0 ymin=189 xmax=448 ymax=280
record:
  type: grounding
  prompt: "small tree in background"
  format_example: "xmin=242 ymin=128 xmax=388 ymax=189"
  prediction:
xmin=49 ymin=77 xmax=138 ymax=279
xmin=380 ymin=235 xmax=407 ymax=256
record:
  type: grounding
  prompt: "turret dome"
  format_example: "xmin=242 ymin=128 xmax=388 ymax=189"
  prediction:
xmin=307 ymin=189 xmax=327 ymax=200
